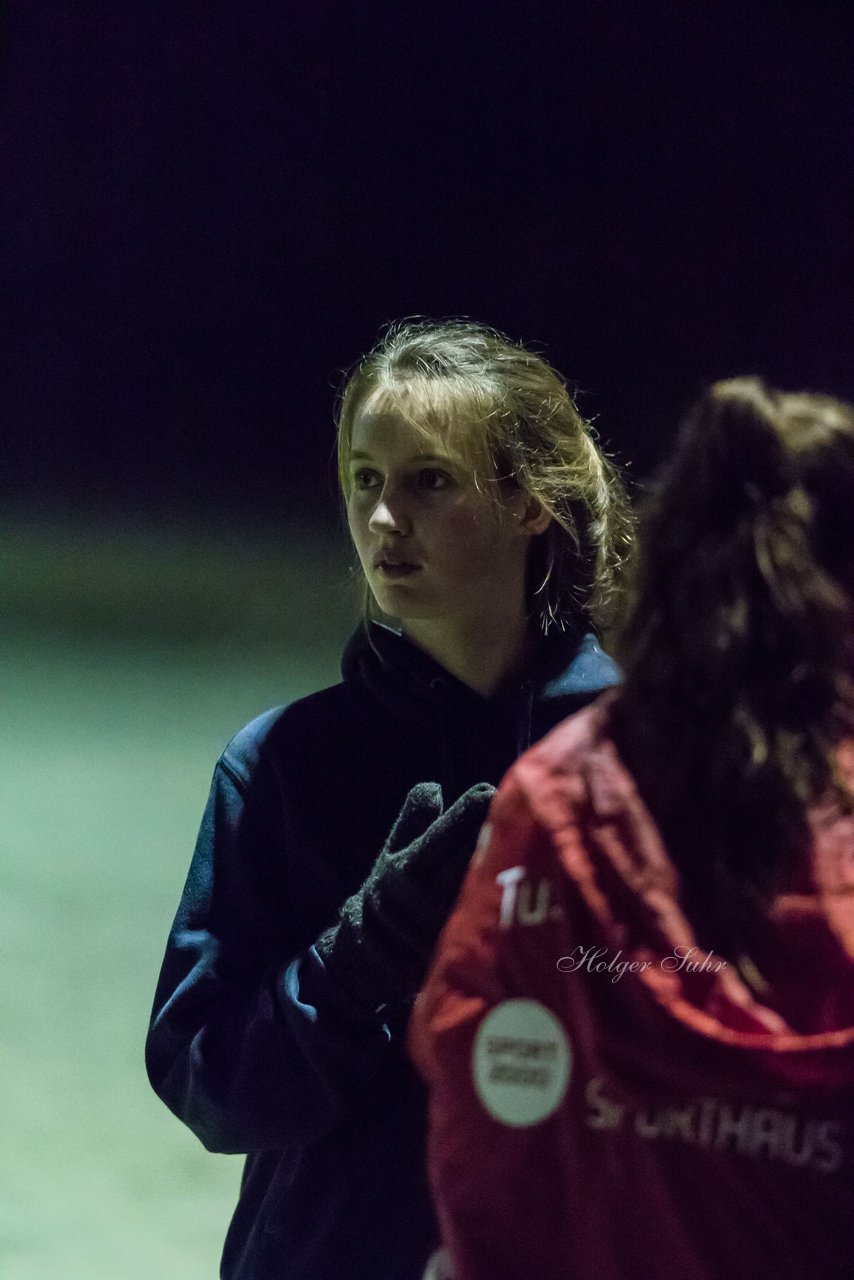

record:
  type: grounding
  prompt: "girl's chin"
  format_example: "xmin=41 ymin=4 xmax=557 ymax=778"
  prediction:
xmin=371 ymin=580 xmax=431 ymax=611
xmin=374 ymin=597 xmax=437 ymax=621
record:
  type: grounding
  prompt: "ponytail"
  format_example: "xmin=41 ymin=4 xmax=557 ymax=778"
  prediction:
xmin=612 ymin=377 xmax=854 ymax=924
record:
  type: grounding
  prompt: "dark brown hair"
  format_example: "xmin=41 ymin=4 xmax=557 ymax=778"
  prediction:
xmin=612 ymin=377 xmax=854 ymax=940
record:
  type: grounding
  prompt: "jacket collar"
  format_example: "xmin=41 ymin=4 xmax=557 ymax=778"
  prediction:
xmin=340 ymin=618 xmax=620 ymax=722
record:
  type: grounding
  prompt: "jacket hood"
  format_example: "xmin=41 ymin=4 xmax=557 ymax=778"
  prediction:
xmin=340 ymin=620 xmax=620 ymax=802
xmin=340 ymin=619 xmax=620 ymax=734
xmin=528 ymin=699 xmax=854 ymax=1073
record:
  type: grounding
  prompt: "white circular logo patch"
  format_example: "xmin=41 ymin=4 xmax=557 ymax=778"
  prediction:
xmin=472 ymin=999 xmax=572 ymax=1127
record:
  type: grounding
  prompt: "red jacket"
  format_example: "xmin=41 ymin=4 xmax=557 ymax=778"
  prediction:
xmin=410 ymin=699 xmax=854 ymax=1280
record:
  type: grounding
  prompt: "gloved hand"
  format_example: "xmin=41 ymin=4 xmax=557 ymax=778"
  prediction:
xmin=314 ymin=782 xmax=495 ymax=1015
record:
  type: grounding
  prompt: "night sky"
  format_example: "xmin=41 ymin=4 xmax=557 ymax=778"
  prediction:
xmin=4 ymin=1 xmax=852 ymax=522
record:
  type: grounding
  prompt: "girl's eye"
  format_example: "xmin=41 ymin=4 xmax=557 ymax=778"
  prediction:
xmin=418 ymin=468 xmax=454 ymax=491
xmin=352 ymin=469 xmax=381 ymax=490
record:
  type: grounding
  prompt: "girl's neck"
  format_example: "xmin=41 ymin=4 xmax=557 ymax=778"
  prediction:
xmin=401 ymin=611 xmax=537 ymax=697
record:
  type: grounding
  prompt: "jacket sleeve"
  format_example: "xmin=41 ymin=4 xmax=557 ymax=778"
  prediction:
xmin=145 ymin=751 xmax=397 ymax=1156
xmin=409 ymin=771 xmax=576 ymax=1280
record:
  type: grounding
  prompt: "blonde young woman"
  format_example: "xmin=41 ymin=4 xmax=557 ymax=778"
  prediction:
xmin=146 ymin=320 xmax=632 ymax=1280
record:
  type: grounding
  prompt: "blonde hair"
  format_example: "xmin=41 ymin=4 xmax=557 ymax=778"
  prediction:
xmin=336 ymin=319 xmax=633 ymax=634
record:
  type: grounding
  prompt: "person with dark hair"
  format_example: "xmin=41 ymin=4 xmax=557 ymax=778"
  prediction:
xmin=412 ymin=377 xmax=854 ymax=1280
xmin=145 ymin=319 xmax=632 ymax=1280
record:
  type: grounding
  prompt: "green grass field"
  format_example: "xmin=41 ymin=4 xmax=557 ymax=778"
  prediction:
xmin=0 ymin=514 xmax=354 ymax=1279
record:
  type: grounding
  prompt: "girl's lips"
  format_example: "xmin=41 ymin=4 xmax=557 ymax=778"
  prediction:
xmin=376 ymin=560 xmax=422 ymax=578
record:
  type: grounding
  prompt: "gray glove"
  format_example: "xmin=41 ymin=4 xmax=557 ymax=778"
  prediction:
xmin=314 ymin=782 xmax=495 ymax=1014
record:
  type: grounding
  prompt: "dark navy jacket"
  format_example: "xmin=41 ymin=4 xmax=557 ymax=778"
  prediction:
xmin=145 ymin=620 xmax=620 ymax=1280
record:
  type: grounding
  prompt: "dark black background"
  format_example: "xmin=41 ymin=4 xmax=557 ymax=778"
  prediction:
xmin=4 ymin=1 xmax=852 ymax=523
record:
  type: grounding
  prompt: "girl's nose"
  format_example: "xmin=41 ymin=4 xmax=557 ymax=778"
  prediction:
xmin=368 ymin=484 xmax=412 ymax=535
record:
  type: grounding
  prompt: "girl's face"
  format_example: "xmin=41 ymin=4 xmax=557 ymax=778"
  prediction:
xmin=346 ymin=392 xmax=548 ymax=635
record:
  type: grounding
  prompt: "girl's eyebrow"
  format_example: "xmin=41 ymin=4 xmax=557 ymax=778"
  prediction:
xmin=348 ymin=450 xmax=453 ymax=464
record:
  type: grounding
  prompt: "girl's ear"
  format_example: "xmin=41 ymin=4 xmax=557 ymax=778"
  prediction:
xmin=518 ymin=498 xmax=552 ymax=537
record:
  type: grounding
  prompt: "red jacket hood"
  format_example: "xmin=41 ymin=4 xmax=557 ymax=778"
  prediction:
xmin=516 ymin=699 xmax=854 ymax=1068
